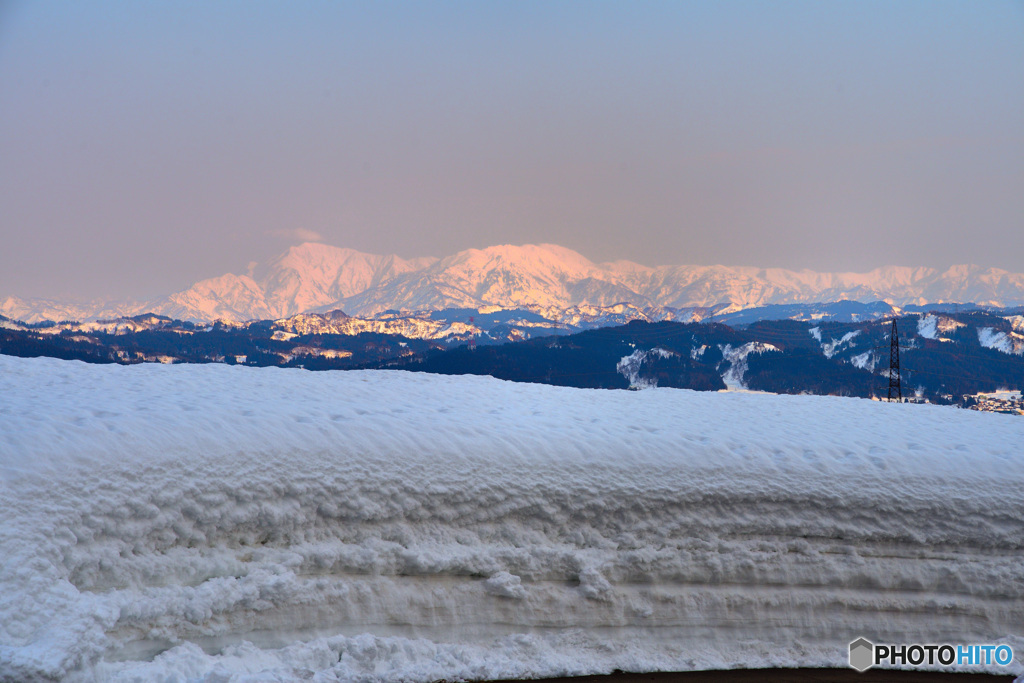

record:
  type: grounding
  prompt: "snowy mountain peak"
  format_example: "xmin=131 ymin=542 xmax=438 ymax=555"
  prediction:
xmin=5 ymin=243 xmax=1024 ymax=323
xmin=159 ymin=243 xmax=440 ymax=321
xmin=434 ymin=244 xmax=601 ymax=282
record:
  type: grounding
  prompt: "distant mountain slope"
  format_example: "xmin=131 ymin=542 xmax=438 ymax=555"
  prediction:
xmin=337 ymin=244 xmax=631 ymax=314
xmin=5 ymin=242 xmax=1024 ymax=322
xmin=159 ymin=244 xmax=438 ymax=321
xmin=0 ymin=296 xmax=145 ymax=324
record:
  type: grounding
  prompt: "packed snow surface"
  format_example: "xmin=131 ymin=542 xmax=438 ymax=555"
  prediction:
xmin=2 ymin=355 xmax=1024 ymax=682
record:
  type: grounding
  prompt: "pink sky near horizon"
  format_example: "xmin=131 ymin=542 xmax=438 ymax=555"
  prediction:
xmin=1 ymin=1 xmax=1022 ymax=301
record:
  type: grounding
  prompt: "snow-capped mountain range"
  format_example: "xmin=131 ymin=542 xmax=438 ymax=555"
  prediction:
xmin=5 ymin=242 xmax=1024 ymax=323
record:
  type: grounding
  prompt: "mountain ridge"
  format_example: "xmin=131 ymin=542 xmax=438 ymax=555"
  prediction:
xmin=5 ymin=242 xmax=1024 ymax=323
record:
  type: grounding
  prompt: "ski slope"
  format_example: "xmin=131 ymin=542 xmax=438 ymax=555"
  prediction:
xmin=1 ymin=355 xmax=1023 ymax=682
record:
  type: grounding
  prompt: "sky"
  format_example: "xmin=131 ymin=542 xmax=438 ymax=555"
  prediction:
xmin=1 ymin=1 xmax=1023 ymax=301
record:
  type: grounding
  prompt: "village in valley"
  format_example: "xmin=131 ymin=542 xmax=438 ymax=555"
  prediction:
xmin=962 ymin=390 xmax=1024 ymax=416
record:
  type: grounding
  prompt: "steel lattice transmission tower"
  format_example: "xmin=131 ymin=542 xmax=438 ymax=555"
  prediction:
xmin=887 ymin=318 xmax=902 ymax=403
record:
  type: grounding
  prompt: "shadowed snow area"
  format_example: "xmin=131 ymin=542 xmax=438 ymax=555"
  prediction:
xmin=1 ymin=355 xmax=1023 ymax=681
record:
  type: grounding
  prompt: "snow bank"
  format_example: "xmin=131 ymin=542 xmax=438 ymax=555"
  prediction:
xmin=2 ymin=355 xmax=1023 ymax=682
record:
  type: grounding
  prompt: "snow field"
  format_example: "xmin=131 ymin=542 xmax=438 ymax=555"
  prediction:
xmin=1 ymin=355 xmax=1023 ymax=681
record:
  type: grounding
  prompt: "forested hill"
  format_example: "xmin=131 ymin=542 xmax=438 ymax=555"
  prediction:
xmin=2 ymin=310 xmax=1022 ymax=402
xmin=373 ymin=313 xmax=1024 ymax=402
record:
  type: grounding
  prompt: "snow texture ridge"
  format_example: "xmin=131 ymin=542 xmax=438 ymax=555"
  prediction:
xmin=1 ymin=355 xmax=1023 ymax=682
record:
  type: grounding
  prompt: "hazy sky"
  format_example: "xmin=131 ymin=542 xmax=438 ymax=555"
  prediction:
xmin=2 ymin=1 xmax=1023 ymax=300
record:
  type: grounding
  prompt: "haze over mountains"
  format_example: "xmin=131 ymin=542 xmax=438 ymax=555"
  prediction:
xmin=5 ymin=242 xmax=1024 ymax=324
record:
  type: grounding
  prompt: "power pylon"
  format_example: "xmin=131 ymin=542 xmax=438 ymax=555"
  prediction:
xmin=887 ymin=318 xmax=902 ymax=402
